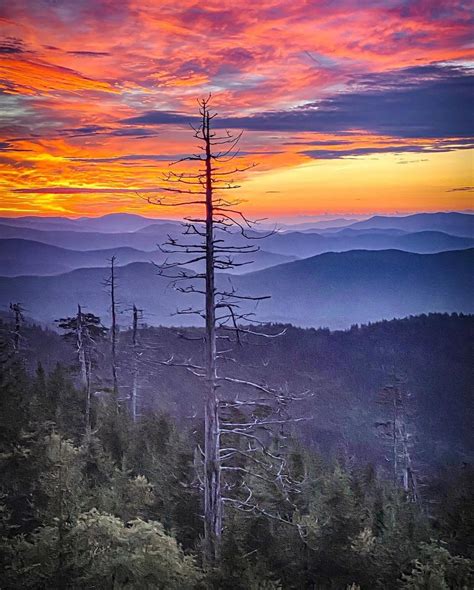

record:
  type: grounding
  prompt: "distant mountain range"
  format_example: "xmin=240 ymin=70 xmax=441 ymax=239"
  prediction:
xmin=261 ymin=229 xmax=474 ymax=258
xmin=0 ymin=213 xmax=173 ymax=233
xmin=0 ymin=223 xmax=178 ymax=251
xmin=1 ymin=210 xmax=472 ymax=236
xmin=277 ymin=217 xmax=362 ymax=231
xmin=0 ymin=240 xmax=161 ymax=276
xmin=1 ymin=249 xmax=471 ymax=328
xmin=342 ymin=212 xmax=474 ymax=237
xmin=234 ymin=248 xmax=473 ymax=327
xmin=0 ymin=214 xmax=473 ymax=273
xmin=0 ymin=212 xmax=471 ymax=328
xmin=0 ymin=239 xmax=296 ymax=277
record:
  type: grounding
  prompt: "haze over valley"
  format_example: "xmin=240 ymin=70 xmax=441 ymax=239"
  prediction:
xmin=1 ymin=212 xmax=472 ymax=328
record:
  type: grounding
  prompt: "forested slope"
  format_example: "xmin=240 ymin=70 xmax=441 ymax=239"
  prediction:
xmin=0 ymin=312 xmax=472 ymax=588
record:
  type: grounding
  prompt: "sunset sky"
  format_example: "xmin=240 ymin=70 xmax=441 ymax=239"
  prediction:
xmin=0 ymin=0 xmax=472 ymax=220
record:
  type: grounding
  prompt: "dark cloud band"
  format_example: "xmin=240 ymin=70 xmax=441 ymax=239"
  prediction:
xmin=121 ymin=65 xmax=473 ymax=143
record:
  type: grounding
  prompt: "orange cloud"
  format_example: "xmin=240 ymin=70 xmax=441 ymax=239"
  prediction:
xmin=0 ymin=56 xmax=118 ymax=95
xmin=0 ymin=1 xmax=472 ymax=217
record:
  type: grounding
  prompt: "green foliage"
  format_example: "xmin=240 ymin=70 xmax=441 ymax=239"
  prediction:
xmin=36 ymin=432 xmax=85 ymax=525
xmin=0 ymin=350 xmax=31 ymax=452
xmin=401 ymin=541 xmax=473 ymax=590
xmin=70 ymin=509 xmax=200 ymax=589
xmin=40 ymin=364 xmax=86 ymax=437
xmin=4 ymin=509 xmax=200 ymax=589
xmin=97 ymin=470 xmax=155 ymax=522
xmin=1 ymin=324 xmax=473 ymax=590
xmin=56 ymin=311 xmax=107 ymax=343
xmin=124 ymin=412 xmax=201 ymax=548
xmin=428 ymin=466 xmax=474 ymax=559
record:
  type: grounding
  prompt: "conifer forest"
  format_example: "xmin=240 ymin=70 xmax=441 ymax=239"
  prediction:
xmin=1 ymin=2 xmax=473 ymax=588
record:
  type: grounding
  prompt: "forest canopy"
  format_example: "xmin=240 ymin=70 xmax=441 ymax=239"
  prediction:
xmin=1 ymin=312 xmax=472 ymax=589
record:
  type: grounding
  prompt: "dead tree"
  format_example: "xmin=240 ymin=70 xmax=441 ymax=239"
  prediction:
xmin=57 ymin=307 xmax=107 ymax=437
xmin=130 ymin=304 xmax=143 ymax=423
xmin=9 ymin=302 xmax=24 ymax=353
xmin=148 ymin=96 xmax=308 ymax=564
xmin=375 ymin=378 xmax=419 ymax=503
xmin=76 ymin=305 xmax=89 ymax=411
xmin=103 ymin=256 xmax=119 ymax=400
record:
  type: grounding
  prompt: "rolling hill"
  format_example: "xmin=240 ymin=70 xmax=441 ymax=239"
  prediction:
xmin=0 ymin=213 xmax=174 ymax=233
xmin=0 ymin=240 xmax=160 ymax=276
xmin=261 ymin=229 xmax=474 ymax=257
xmin=234 ymin=248 xmax=473 ymax=327
xmin=0 ymin=221 xmax=187 ymax=251
xmin=1 ymin=221 xmax=473 ymax=259
xmin=8 ymin=313 xmax=472 ymax=465
xmin=1 ymin=249 xmax=471 ymax=328
xmin=1 ymin=211 xmax=472 ymax=239
xmin=345 ymin=212 xmax=474 ymax=237
xmin=0 ymin=239 xmax=296 ymax=276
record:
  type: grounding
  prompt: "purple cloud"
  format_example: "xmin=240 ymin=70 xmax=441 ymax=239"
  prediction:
xmin=121 ymin=65 xmax=473 ymax=145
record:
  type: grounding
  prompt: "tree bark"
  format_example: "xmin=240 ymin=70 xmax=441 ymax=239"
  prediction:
xmin=203 ymin=108 xmax=222 ymax=565
xmin=131 ymin=304 xmax=139 ymax=423
xmin=110 ymin=256 xmax=119 ymax=400
xmin=76 ymin=305 xmax=90 ymax=437
xmin=10 ymin=303 xmax=23 ymax=353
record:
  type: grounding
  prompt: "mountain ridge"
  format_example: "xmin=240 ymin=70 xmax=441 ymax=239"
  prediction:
xmin=1 ymin=248 xmax=471 ymax=329
xmin=345 ymin=211 xmax=474 ymax=237
xmin=0 ymin=238 xmax=296 ymax=276
xmin=2 ymin=222 xmax=473 ymax=259
xmin=1 ymin=211 xmax=472 ymax=236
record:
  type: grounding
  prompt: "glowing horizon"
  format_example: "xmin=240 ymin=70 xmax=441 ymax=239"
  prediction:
xmin=0 ymin=1 xmax=472 ymax=218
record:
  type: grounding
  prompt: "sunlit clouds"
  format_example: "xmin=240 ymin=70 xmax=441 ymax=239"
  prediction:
xmin=0 ymin=1 xmax=472 ymax=217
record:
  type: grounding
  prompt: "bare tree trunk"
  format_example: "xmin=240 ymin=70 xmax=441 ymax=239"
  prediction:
xmin=392 ymin=395 xmax=398 ymax=484
xmin=85 ymin=356 xmax=92 ymax=438
xmin=398 ymin=422 xmax=419 ymax=503
xmin=76 ymin=305 xmax=90 ymax=437
xmin=77 ymin=305 xmax=88 ymax=388
xmin=110 ymin=256 xmax=119 ymax=400
xmin=131 ymin=304 xmax=139 ymax=423
xmin=10 ymin=303 xmax=23 ymax=353
xmin=203 ymin=109 xmax=222 ymax=565
xmin=56 ymin=432 xmax=65 ymax=588
xmin=13 ymin=307 xmax=20 ymax=352
xmin=147 ymin=97 xmax=300 ymax=563
xmin=378 ymin=382 xmax=419 ymax=504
